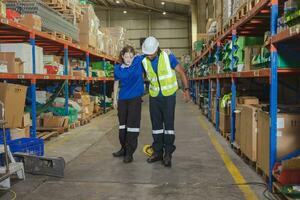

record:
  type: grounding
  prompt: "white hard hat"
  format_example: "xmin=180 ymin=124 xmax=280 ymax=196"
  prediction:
xmin=142 ymin=36 xmax=159 ymax=55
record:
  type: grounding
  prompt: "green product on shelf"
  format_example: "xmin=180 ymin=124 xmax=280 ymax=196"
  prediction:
xmin=48 ymin=107 xmax=78 ymax=124
xmin=278 ymin=49 xmax=300 ymax=68
xmin=244 ymin=37 xmax=264 ymax=46
xmin=280 ymin=185 xmax=300 ymax=199
xmin=194 ymin=40 xmax=205 ymax=52
xmin=285 ymin=9 xmax=300 ymax=26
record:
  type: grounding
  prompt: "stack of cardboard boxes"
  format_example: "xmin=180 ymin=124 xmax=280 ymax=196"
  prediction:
xmin=235 ymin=97 xmax=260 ymax=161
xmin=257 ymin=109 xmax=300 ymax=176
xmin=235 ymin=96 xmax=300 ymax=176
xmin=78 ymin=4 xmax=99 ymax=49
xmin=0 ymin=82 xmax=30 ymax=139
xmin=74 ymin=93 xmax=94 ymax=120
xmin=219 ymin=100 xmax=231 ymax=135
xmin=40 ymin=113 xmax=69 ymax=129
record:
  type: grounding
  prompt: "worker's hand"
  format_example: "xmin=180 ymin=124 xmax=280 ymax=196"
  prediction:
xmin=183 ymin=90 xmax=191 ymax=103
xmin=113 ymin=100 xmax=118 ymax=110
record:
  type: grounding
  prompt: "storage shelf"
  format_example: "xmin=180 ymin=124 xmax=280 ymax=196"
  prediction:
xmin=190 ymin=0 xmax=270 ymax=68
xmin=272 ymin=27 xmax=300 ymax=44
xmin=0 ymin=17 xmax=119 ymax=62
xmin=0 ymin=73 xmax=114 ymax=81
xmin=189 ymin=68 xmax=300 ymax=81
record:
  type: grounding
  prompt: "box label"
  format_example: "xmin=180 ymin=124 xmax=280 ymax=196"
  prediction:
xmin=277 ymin=131 xmax=282 ymax=137
xmin=277 ymin=118 xmax=284 ymax=129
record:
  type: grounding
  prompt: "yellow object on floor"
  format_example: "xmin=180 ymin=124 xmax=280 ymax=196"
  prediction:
xmin=143 ymin=145 xmax=153 ymax=157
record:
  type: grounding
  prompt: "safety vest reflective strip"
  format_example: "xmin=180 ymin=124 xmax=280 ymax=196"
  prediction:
xmin=142 ymin=52 xmax=178 ymax=97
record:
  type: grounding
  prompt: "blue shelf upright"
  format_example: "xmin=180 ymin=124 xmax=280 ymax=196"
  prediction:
xmin=216 ymin=41 xmax=221 ymax=132
xmin=269 ymin=0 xmax=279 ymax=191
xmin=64 ymin=44 xmax=69 ymax=115
xmin=230 ymin=30 xmax=237 ymax=143
xmin=208 ymin=79 xmax=211 ymax=119
xmin=103 ymin=59 xmax=107 ymax=113
xmin=86 ymin=52 xmax=90 ymax=93
xmin=30 ymin=33 xmax=36 ymax=138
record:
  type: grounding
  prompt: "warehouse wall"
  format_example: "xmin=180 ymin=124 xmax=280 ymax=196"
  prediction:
xmin=95 ymin=8 xmax=191 ymax=60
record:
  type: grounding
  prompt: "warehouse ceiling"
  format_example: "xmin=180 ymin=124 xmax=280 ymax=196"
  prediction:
xmin=90 ymin=0 xmax=191 ymax=16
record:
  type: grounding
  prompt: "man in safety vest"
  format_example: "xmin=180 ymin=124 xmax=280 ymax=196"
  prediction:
xmin=142 ymin=36 xmax=191 ymax=167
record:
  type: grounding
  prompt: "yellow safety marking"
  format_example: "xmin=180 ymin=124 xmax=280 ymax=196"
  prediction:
xmin=198 ymin=115 xmax=259 ymax=200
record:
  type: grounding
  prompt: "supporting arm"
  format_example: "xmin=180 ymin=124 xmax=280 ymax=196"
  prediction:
xmin=113 ymin=80 xmax=119 ymax=109
xmin=175 ymin=64 xmax=191 ymax=102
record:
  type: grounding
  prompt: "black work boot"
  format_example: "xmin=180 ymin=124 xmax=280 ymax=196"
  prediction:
xmin=163 ymin=154 xmax=172 ymax=167
xmin=123 ymin=155 xmax=133 ymax=163
xmin=112 ymin=148 xmax=125 ymax=157
xmin=147 ymin=153 xmax=163 ymax=163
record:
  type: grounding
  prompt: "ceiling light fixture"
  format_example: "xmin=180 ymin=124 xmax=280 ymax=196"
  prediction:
xmin=123 ymin=10 xmax=127 ymax=14
xmin=161 ymin=1 xmax=165 ymax=5
xmin=163 ymin=11 xmax=167 ymax=15
xmin=116 ymin=0 xmax=120 ymax=3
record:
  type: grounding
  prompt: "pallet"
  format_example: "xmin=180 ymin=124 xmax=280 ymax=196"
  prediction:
xmin=37 ymin=131 xmax=60 ymax=140
xmin=46 ymin=32 xmax=72 ymax=42
xmin=80 ymin=117 xmax=91 ymax=126
xmin=69 ymin=121 xmax=80 ymax=129
xmin=44 ymin=0 xmax=83 ymax=23
xmin=36 ymin=126 xmax=68 ymax=134
xmin=220 ymin=130 xmax=230 ymax=142
xmin=240 ymin=152 xmax=256 ymax=169
xmin=231 ymin=142 xmax=242 ymax=156
xmin=255 ymin=165 xmax=269 ymax=183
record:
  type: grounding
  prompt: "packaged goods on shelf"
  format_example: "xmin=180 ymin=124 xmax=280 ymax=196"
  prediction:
xmin=91 ymin=61 xmax=114 ymax=77
xmin=19 ymin=14 xmax=42 ymax=31
xmin=6 ymin=0 xmax=80 ymax=41
xmin=0 ymin=82 xmax=27 ymax=128
xmin=78 ymin=4 xmax=99 ymax=49
xmin=237 ymin=96 xmax=259 ymax=105
xmin=181 ymin=55 xmax=191 ymax=70
xmin=0 ymin=1 xmax=6 ymax=18
xmin=284 ymin=0 xmax=300 ymax=27
xmin=36 ymin=91 xmax=48 ymax=104
xmin=74 ymin=93 xmax=90 ymax=106
xmin=0 ymin=43 xmax=44 ymax=74
xmin=48 ymin=106 xmax=78 ymax=124
xmin=10 ymin=127 xmax=30 ymax=140
xmin=257 ymin=108 xmax=300 ymax=176
xmin=273 ymin=157 xmax=300 ymax=185
xmin=244 ymin=46 xmax=261 ymax=71
xmin=0 ymin=60 xmax=7 ymax=73
xmin=42 ymin=116 xmax=69 ymax=128
xmin=22 ymin=112 xmax=32 ymax=128
xmin=0 ymin=52 xmax=24 ymax=73
xmin=71 ymin=69 xmax=87 ymax=77
xmin=101 ymin=27 xmax=127 ymax=56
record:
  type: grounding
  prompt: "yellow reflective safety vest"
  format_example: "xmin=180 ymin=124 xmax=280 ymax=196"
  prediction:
xmin=142 ymin=51 xmax=178 ymax=97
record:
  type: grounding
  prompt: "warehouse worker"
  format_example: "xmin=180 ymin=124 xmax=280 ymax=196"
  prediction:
xmin=142 ymin=36 xmax=191 ymax=167
xmin=113 ymin=46 xmax=144 ymax=163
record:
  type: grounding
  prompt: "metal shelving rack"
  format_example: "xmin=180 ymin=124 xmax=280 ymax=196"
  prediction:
xmin=0 ymin=17 xmax=118 ymax=138
xmin=189 ymin=0 xmax=300 ymax=191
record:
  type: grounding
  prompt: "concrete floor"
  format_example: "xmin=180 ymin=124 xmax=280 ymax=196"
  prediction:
xmin=0 ymin=94 xmax=270 ymax=200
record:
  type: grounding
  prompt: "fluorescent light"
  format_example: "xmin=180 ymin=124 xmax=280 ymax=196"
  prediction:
xmin=163 ymin=11 xmax=166 ymax=15
xmin=116 ymin=0 xmax=120 ymax=3
xmin=161 ymin=1 xmax=165 ymax=5
xmin=123 ymin=10 xmax=127 ymax=14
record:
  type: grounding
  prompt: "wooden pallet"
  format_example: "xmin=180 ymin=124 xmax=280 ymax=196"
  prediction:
xmin=255 ymin=165 xmax=269 ymax=183
xmin=69 ymin=121 xmax=80 ymax=129
xmin=44 ymin=0 xmax=83 ymax=23
xmin=37 ymin=126 xmax=68 ymax=134
xmin=240 ymin=152 xmax=256 ymax=169
xmin=37 ymin=131 xmax=59 ymax=140
xmin=80 ymin=117 xmax=91 ymax=126
xmin=46 ymin=32 xmax=72 ymax=42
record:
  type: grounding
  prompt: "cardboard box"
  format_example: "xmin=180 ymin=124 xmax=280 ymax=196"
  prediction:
xmin=0 ymin=52 xmax=23 ymax=73
xmin=43 ymin=116 xmax=69 ymax=128
xmin=72 ymin=70 xmax=87 ymax=77
xmin=244 ymin=46 xmax=261 ymax=71
xmin=20 ymin=14 xmax=42 ymax=31
xmin=10 ymin=126 xmax=30 ymax=140
xmin=238 ymin=96 xmax=259 ymax=105
xmin=220 ymin=112 xmax=231 ymax=133
xmin=235 ymin=106 xmax=242 ymax=147
xmin=87 ymin=102 xmax=94 ymax=115
xmin=240 ymin=105 xmax=260 ymax=162
xmin=79 ymin=33 xmax=97 ymax=49
xmin=0 ymin=43 xmax=44 ymax=74
xmin=81 ymin=95 xmax=91 ymax=106
xmin=0 ymin=83 xmax=27 ymax=128
xmin=0 ymin=2 xmax=6 ymax=18
xmin=282 ymin=157 xmax=300 ymax=170
xmin=257 ymin=111 xmax=300 ymax=176
xmin=22 ymin=112 xmax=32 ymax=127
